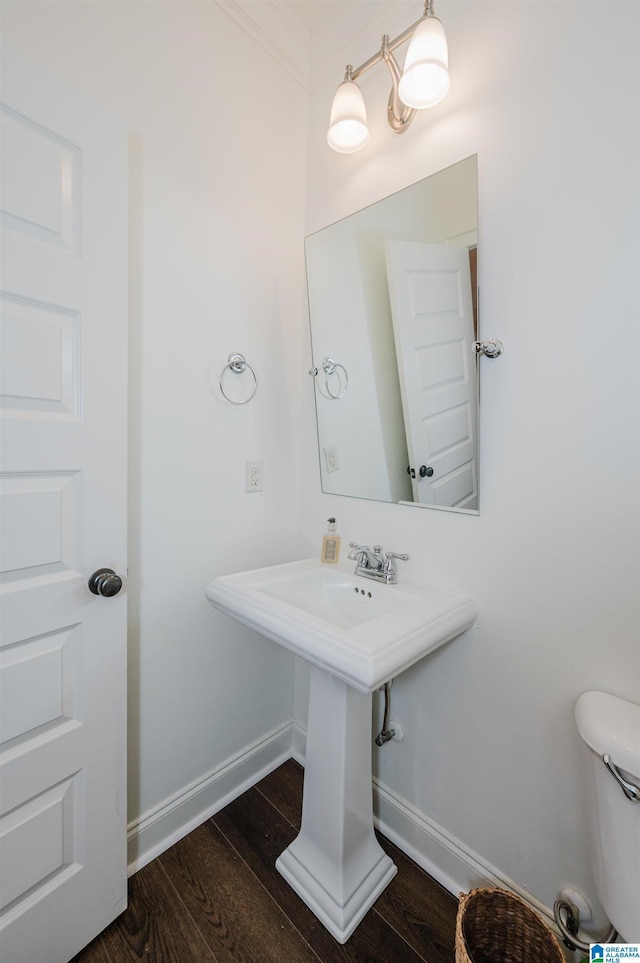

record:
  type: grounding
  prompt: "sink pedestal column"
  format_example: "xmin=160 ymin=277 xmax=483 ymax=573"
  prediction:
xmin=276 ymin=665 xmax=397 ymax=944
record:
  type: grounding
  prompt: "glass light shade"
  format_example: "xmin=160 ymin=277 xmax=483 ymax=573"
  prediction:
xmin=327 ymin=79 xmax=369 ymax=153
xmin=398 ymin=15 xmax=449 ymax=109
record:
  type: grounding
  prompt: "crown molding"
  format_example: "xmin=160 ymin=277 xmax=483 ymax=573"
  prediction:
xmin=213 ymin=0 xmax=311 ymax=90
xmin=212 ymin=1 xmax=421 ymax=89
xmin=309 ymin=1 xmax=417 ymax=77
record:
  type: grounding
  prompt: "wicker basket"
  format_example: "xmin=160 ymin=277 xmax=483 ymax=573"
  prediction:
xmin=455 ymin=888 xmax=565 ymax=963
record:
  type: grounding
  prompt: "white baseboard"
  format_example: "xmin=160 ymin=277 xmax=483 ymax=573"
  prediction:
xmin=127 ymin=720 xmax=295 ymax=875
xmin=290 ymin=718 xmax=307 ymax=766
xmin=372 ymin=776 xmax=561 ymax=935
xmin=294 ymin=724 xmax=560 ymax=935
xmin=127 ymin=719 xmax=561 ymax=943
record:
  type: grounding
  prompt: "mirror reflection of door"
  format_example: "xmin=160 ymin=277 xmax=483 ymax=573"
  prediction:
xmin=305 ymin=154 xmax=479 ymax=513
xmin=385 ymin=241 xmax=478 ymax=511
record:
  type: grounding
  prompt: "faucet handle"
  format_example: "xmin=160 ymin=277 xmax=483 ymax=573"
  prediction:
xmin=384 ymin=551 xmax=409 ymax=575
xmin=347 ymin=542 xmax=370 ymax=563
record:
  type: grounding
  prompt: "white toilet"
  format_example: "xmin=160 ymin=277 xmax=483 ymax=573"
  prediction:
xmin=575 ymin=690 xmax=640 ymax=942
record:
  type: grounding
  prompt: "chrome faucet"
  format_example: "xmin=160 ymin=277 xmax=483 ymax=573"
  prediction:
xmin=347 ymin=542 xmax=409 ymax=585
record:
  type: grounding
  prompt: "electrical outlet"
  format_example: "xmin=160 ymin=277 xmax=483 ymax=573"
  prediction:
xmin=324 ymin=445 xmax=339 ymax=473
xmin=245 ymin=460 xmax=263 ymax=492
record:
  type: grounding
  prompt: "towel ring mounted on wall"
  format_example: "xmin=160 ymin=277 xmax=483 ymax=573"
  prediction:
xmin=219 ymin=353 xmax=257 ymax=405
xmin=309 ymin=357 xmax=349 ymax=400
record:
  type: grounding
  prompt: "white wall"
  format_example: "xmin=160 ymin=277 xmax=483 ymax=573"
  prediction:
xmin=300 ymin=0 xmax=640 ymax=931
xmin=1 ymin=0 xmax=309 ymax=862
xmin=3 ymin=0 xmax=639 ymax=938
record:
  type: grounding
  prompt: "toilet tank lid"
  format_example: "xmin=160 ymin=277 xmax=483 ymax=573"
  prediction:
xmin=575 ymin=690 xmax=640 ymax=778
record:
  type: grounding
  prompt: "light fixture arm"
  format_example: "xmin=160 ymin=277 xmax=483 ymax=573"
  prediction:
xmin=347 ymin=2 xmax=431 ymax=83
xmin=340 ymin=1 xmax=432 ymax=135
xmin=381 ymin=38 xmax=415 ymax=133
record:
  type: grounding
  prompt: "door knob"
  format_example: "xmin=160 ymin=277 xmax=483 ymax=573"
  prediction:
xmin=407 ymin=465 xmax=434 ymax=479
xmin=88 ymin=567 xmax=123 ymax=597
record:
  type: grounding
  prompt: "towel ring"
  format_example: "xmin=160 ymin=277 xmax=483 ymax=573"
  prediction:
xmin=219 ymin=353 xmax=257 ymax=405
xmin=322 ymin=357 xmax=348 ymax=399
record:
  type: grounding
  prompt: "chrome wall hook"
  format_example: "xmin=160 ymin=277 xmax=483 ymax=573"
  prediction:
xmin=473 ymin=338 xmax=504 ymax=358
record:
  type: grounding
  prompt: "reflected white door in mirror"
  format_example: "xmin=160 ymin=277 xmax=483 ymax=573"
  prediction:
xmin=386 ymin=240 xmax=478 ymax=509
xmin=206 ymin=558 xmax=476 ymax=942
xmin=306 ymin=155 xmax=490 ymax=512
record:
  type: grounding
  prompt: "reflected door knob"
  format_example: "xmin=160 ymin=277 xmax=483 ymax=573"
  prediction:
xmin=88 ymin=567 xmax=123 ymax=597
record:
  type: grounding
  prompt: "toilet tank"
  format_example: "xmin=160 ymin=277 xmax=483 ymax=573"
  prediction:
xmin=575 ymin=690 xmax=640 ymax=942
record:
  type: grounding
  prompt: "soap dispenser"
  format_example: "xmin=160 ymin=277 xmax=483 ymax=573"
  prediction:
xmin=321 ymin=517 xmax=340 ymax=564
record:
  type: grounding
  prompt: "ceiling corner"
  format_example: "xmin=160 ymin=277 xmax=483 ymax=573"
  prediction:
xmin=213 ymin=0 xmax=312 ymax=90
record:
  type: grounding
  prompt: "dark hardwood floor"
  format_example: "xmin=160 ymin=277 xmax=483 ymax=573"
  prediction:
xmin=72 ymin=760 xmax=458 ymax=962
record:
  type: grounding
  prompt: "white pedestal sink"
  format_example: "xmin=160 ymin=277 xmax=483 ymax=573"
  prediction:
xmin=206 ymin=558 xmax=476 ymax=943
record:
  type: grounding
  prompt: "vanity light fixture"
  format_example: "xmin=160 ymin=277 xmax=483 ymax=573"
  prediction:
xmin=327 ymin=0 xmax=449 ymax=154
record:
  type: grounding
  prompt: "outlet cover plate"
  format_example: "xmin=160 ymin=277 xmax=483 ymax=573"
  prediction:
xmin=245 ymin=460 xmax=263 ymax=492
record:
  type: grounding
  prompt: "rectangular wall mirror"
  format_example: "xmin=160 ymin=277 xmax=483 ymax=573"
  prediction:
xmin=306 ymin=154 xmax=479 ymax=513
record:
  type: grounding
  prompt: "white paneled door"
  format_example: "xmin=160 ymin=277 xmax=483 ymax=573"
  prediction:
xmin=0 ymin=52 xmax=128 ymax=962
xmin=385 ymin=241 xmax=478 ymax=511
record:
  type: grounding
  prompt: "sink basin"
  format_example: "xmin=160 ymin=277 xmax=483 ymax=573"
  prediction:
xmin=206 ymin=557 xmax=476 ymax=692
